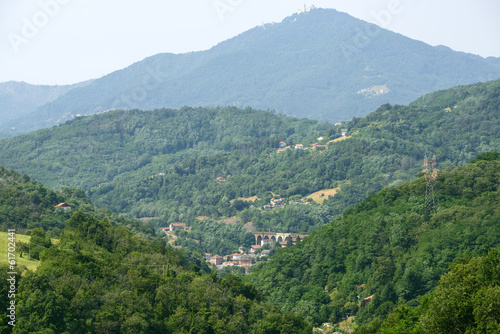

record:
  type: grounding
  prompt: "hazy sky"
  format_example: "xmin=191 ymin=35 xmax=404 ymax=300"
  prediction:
xmin=1 ymin=0 xmax=499 ymax=85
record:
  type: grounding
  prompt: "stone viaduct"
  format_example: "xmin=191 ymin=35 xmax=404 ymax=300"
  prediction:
xmin=253 ymin=232 xmax=307 ymax=245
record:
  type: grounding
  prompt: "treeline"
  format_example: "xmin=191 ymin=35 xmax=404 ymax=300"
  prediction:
xmin=246 ymin=156 xmax=500 ymax=327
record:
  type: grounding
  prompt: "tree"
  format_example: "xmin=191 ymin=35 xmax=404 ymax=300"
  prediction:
xmin=29 ymin=228 xmax=52 ymax=260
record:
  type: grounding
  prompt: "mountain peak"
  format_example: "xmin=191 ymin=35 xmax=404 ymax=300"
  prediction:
xmin=3 ymin=8 xmax=500 ymax=136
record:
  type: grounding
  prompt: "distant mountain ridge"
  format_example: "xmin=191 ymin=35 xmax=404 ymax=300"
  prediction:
xmin=3 ymin=7 xmax=500 ymax=136
xmin=0 ymin=80 xmax=92 ymax=137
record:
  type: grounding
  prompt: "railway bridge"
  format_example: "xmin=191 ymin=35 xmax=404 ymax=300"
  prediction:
xmin=253 ymin=232 xmax=308 ymax=245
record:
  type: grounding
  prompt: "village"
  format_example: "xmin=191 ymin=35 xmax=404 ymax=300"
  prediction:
xmin=204 ymin=230 xmax=310 ymax=272
xmin=162 ymin=221 xmax=309 ymax=273
xmin=276 ymin=127 xmax=348 ymax=154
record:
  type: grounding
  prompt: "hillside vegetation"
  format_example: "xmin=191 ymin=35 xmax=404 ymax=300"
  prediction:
xmin=0 ymin=211 xmax=311 ymax=334
xmin=4 ymin=8 xmax=500 ymax=135
xmin=0 ymin=165 xmax=311 ymax=333
xmin=246 ymin=156 xmax=500 ymax=327
xmin=0 ymin=166 xmax=153 ymax=237
xmin=357 ymin=246 xmax=500 ymax=333
xmin=1 ymin=80 xmax=499 ymax=248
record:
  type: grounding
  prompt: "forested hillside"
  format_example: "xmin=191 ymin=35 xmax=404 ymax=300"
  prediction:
xmin=1 ymin=80 xmax=498 ymax=245
xmin=357 ymin=246 xmax=500 ymax=333
xmin=0 ymin=166 xmax=311 ymax=333
xmin=0 ymin=106 xmax=328 ymax=190
xmin=0 ymin=166 xmax=153 ymax=238
xmin=4 ymin=8 xmax=500 ymax=135
xmin=0 ymin=212 xmax=311 ymax=333
xmin=246 ymin=155 xmax=500 ymax=328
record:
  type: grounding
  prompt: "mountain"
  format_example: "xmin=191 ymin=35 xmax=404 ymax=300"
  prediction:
xmin=0 ymin=80 xmax=92 ymax=137
xmin=246 ymin=155 xmax=500 ymax=328
xmin=4 ymin=7 xmax=500 ymax=135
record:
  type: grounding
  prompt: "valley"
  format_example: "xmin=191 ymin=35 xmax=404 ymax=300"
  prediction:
xmin=1 ymin=78 xmax=499 ymax=332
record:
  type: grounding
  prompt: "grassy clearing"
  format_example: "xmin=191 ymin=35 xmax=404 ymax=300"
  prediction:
xmin=338 ymin=316 xmax=357 ymax=332
xmin=230 ymin=195 xmax=259 ymax=204
xmin=305 ymin=186 xmax=342 ymax=204
xmin=0 ymin=232 xmax=40 ymax=271
xmin=327 ymin=135 xmax=351 ymax=144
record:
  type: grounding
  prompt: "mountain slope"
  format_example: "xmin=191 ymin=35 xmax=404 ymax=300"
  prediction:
xmin=0 ymin=80 xmax=92 ymax=137
xmin=246 ymin=157 xmax=500 ymax=327
xmin=5 ymin=8 xmax=500 ymax=134
xmin=0 ymin=106 xmax=328 ymax=190
xmin=0 ymin=79 xmax=499 ymax=236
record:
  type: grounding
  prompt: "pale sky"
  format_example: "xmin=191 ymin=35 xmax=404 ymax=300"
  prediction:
xmin=1 ymin=0 xmax=499 ymax=85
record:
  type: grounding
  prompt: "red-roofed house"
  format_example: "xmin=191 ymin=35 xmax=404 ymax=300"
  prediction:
xmin=54 ymin=203 xmax=71 ymax=210
xmin=249 ymin=245 xmax=261 ymax=254
xmin=361 ymin=295 xmax=374 ymax=307
xmin=210 ymin=255 xmax=224 ymax=266
xmin=311 ymin=143 xmax=325 ymax=149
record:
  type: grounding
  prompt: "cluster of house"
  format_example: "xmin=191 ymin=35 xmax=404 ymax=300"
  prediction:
xmin=263 ymin=197 xmax=309 ymax=210
xmin=357 ymin=86 xmax=388 ymax=95
xmin=206 ymin=232 xmax=309 ymax=272
xmin=205 ymin=250 xmax=262 ymax=272
xmin=277 ymin=138 xmax=328 ymax=153
xmin=263 ymin=197 xmax=286 ymax=210
xmin=276 ymin=131 xmax=351 ymax=154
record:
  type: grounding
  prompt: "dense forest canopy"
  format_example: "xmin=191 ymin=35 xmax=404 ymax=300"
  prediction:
xmin=356 ymin=247 xmax=500 ymax=333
